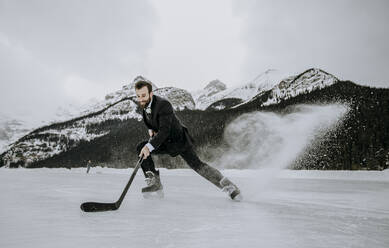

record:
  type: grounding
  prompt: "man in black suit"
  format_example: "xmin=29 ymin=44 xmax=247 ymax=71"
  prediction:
xmin=135 ymin=80 xmax=241 ymax=200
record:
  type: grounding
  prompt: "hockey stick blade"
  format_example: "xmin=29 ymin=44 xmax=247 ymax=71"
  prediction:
xmin=80 ymin=202 xmax=118 ymax=212
xmin=80 ymin=157 xmax=143 ymax=212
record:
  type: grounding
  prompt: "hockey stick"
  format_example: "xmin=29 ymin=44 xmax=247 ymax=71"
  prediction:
xmin=80 ymin=157 xmax=143 ymax=212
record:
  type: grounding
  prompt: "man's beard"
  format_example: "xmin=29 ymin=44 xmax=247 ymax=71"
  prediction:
xmin=139 ymin=97 xmax=151 ymax=109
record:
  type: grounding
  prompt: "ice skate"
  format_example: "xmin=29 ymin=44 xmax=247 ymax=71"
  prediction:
xmin=142 ymin=171 xmax=164 ymax=199
xmin=220 ymin=177 xmax=242 ymax=201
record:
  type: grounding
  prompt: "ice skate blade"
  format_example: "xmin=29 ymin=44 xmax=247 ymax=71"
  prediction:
xmin=142 ymin=189 xmax=164 ymax=199
xmin=232 ymin=193 xmax=243 ymax=202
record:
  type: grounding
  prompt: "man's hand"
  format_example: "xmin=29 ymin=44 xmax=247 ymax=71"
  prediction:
xmin=148 ymin=129 xmax=157 ymax=137
xmin=139 ymin=145 xmax=150 ymax=159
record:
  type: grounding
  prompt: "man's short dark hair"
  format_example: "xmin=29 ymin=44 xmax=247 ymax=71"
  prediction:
xmin=135 ymin=80 xmax=152 ymax=93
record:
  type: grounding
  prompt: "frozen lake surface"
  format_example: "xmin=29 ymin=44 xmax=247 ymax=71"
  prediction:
xmin=1 ymin=168 xmax=388 ymax=248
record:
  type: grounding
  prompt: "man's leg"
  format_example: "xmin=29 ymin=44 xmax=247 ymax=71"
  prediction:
xmin=136 ymin=141 xmax=158 ymax=177
xmin=180 ymin=146 xmax=241 ymax=200
xmin=180 ymin=146 xmax=224 ymax=189
xmin=136 ymin=141 xmax=164 ymax=196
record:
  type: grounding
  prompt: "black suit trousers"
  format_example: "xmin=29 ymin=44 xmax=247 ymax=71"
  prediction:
xmin=136 ymin=141 xmax=223 ymax=188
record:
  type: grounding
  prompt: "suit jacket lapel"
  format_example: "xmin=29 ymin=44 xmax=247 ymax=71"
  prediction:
xmin=143 ymin=95 xmax=157 ymax=128
xmin=150 ymin=95 xmax=157 ymax=124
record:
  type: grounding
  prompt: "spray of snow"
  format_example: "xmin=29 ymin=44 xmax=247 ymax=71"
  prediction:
xmin=212 ymin=104 xmax=348 ymax=182
xmin=218 ymin=104 xmax=348 ymax=170
xmin=212 ymin=104 xmax=349 ymax=198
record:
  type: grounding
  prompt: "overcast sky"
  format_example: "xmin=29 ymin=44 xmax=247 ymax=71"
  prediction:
xmin=1 ymin=0 xmax=388 ymax=121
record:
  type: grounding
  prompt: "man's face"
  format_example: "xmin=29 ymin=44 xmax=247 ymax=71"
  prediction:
xmin=135 ymin=86 xmax=153 ymax=108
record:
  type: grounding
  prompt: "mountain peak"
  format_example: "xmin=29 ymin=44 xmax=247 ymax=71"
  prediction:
xmin=264 ymin=68 xmax=277 ymax=74
xmin=262 ymin=67 xmax=339 ymax=106
xmin=246 ymin=69 xmax=287 ymax=91
xmin=301 ymin=68 xmax=339 ymax=80
xmin=121 ymin=75 xmax=159 ymax=92
xmin=154 ymin=87 xmax=195 ymax=110
xmin=193 ymin=70 xmax=287 ymax=110
xmin=133 ymin=75 xmax=152 ymax=84
xmin=204 ymin=79 xmax=227 ymax=91
xmin=191 ymin=79 xmax=227 ymax=109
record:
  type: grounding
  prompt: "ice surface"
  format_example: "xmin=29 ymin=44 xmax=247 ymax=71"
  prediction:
xmin=1 ymin=168 xmax=388 ymax=248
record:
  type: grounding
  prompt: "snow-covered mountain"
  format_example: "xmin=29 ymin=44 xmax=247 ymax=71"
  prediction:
xmin=80 ymin=76 xmax=195 ymax=114
xmin=192 ymin=79 xmax=227 ymax=108
xmin=0 ymin=114 xmax=30 ymax=153
xmin=0 ymin=113 xmax=50 ymax=153
xmin=0 ymin=68 xmax=358 ymax=169
xmin=77 ymin=76 xmax=158 ymax=116
xmin=0 ymin=98 xmax=141 ymax=167
xmin=260 ymin=68 xmax=339 ymax=106
xmin=0 ymin=69 xmax=339 ymax=167
xmin=2 ymin=67 xmax=334 ymax=155
xmin=193 ymin=68 xmax=339 ymax=110
xmin=0 ymin=76 xmax=195 ymax=167
xmin=193 ymin=69 xmax=288 ymax=110
xmin=155 ymin=87 xmax=195 ymax=110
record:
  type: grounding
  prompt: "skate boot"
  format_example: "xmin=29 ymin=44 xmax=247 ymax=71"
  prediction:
xmin=142 ymin=171 xmax=164 ymax=199
xmin=220 ymin=177 xmax=242 ymax=201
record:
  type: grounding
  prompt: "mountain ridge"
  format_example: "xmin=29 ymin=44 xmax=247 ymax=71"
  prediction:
xmin=1 ymin=69 xmax=388 ymax=170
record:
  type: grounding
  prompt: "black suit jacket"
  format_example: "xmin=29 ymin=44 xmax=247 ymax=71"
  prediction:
xmin=142 ymin=95 xmax=193 ymax=156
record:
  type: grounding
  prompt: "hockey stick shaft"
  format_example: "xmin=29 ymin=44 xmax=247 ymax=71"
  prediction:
xmin=115 ymin=157 xmax=143 ymax=208
xmin=80 ymin=156 xmax=143 ymax=212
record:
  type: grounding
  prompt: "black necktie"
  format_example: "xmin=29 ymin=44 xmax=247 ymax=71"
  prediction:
xmin=145 ymin=108 xmax=152 ymax=121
